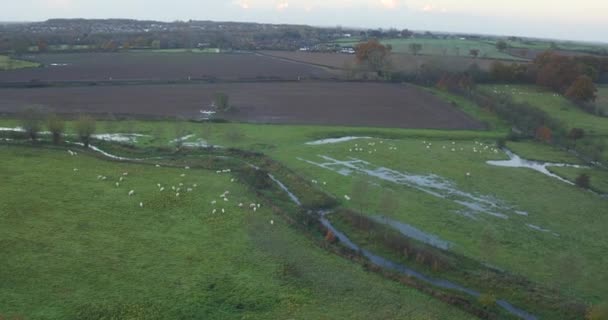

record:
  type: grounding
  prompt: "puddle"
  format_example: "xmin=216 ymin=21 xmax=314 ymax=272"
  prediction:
xmin=487 ymin=149 xmax=585 ymax=186
xmin=0 ymin=127 xmax=24 ymax=132
xmin=526 ymin=224 xmax=559 ymax=237
xmin=170 ymin=134 xmax=196 ymax=144
xmin=306 ymin=136 xmax=372 ymax=145
xmin=370 ymin=215 xmax=451 ymax=250
xmin=300 ymin=155 xmax=513 ymax=220
xmin=93 ymin=133 xmax=149 ymax=143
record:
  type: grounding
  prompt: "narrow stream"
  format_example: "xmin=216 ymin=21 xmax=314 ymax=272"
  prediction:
xmin=268 ymin=175 xmax=538 ymax=320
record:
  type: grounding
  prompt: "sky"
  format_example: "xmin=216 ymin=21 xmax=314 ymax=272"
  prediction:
xmin=1 ymin=0 xmax=607 ymax=43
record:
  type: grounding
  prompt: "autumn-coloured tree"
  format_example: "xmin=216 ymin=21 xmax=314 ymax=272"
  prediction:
xmin=36 ymin=40 xmax=48 ymax=52
xmin=408 ymin=43 xmax=422 ymax=56
xmin=535 ymin=126 xmax=553 ymax=143
xmin=325 ymin=229 xmax=337 ymax=243
xmin=568 ymin=128 xmax=585 ymax=148
xmin=565 ymin=75 xmax=597 ymax=102
xmin=469 ymin=49 xmax=480 ymax=58
xmin=534 ymin=52 xmax=583 ymax=92
xmin=355 ymin=39 xmax=392 ymax=75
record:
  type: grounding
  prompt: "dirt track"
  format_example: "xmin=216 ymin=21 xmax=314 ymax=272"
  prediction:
xmin=0 ymin=82 xmax=483 ymax=129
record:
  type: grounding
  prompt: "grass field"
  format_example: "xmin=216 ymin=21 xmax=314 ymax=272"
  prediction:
xmin=0 ymin=55 xmax=40 ymax=70
xmin=506 ymin=141 xmax=584 ymax=164
xmin=0 ymin=144 xmax=477 ymax=320
xmin=482 ymin=84 xmax=608 ymax=136
xmin=598 ymin=85 xmax=608 ymax=112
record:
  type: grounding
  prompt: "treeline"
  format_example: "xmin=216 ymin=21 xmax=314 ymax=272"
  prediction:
xmin=13 ymin=108 xmax=97 ymax=147
xmin=430 ymin=71 xmax=607 ymax=163
xmin=0 ymin=20 xmax=350 ymax=53
xmin=490 ymin=52 xmax=608 ymax=113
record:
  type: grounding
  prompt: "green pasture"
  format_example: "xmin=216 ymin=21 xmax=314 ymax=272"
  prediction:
xmin=0 ymin=55 xmax=40 ymax=70
xmin=0 ymin=144 xmax=475 ymax=319
xmin=482 ymin=84 xmax=608 ymax=136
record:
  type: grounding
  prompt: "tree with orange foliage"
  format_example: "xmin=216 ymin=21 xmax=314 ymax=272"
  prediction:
xmin=325 ymin=229 xmax=337 ymax=243
xmin=565 ymin=75 xmax=597 ymax=102
xmin=535 ymin=126 xmax=553 ymax=143
xmin=355 ymin=39 xmax=392 ymax=75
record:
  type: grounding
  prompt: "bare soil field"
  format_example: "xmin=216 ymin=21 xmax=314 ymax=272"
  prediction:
xmin=0 ymin=52 xmax=334 ymax=83
xmin=0 ymin=82 xmax=483 ymax=129
xmin=260 ymin=51 xmax=511 ymax=73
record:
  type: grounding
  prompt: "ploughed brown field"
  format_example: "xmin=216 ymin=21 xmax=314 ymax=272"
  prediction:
xmin=0 ymin=52 xmax=334 ymax=83
xmin=0 ymin=82 xmax=484 ymax=129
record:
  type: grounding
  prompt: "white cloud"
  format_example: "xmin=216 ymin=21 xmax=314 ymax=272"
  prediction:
xmin=236 ymin=0 xmax=250 ymax=9
xmin=380 ymin=0 xmax=399 ymax=9
xmin=276 ymin=0 xmax=289 ymax=10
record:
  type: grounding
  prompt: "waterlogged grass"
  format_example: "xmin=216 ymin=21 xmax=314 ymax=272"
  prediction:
xmin=0 ymin=55 xmax=40 ymax=70
xmin=549 ymin=166 xmax=608 ymax=195
xmin=0 ymin=145 xmax=476 ymax=320
xmin=506 ymin=141 xmax=584 ymax=164
xmin=268 ymin=136 xmax=608 ymax=304
xmin=482 ymin=84 xmax=608 ymax=136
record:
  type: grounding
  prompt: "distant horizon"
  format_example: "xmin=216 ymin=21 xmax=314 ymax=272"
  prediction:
xmin=1 ymin=0 xmax=607 ymax=43
xmin=2 ymin=17 xmax=607 ymax=46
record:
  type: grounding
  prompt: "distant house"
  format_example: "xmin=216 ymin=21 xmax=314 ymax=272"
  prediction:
xmin=299 ymin=47 xmax=310 ymax=52
xmin=342 ymin=33 xmax=352 ymax=38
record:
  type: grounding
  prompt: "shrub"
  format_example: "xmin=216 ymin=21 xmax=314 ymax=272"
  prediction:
xmin=478 ymin=293 xmax=497 ymax=308
xmin=575 ymin=174 xmax=591 ymax=189
xmin=587 ymin=303 xmax=608 ymax=320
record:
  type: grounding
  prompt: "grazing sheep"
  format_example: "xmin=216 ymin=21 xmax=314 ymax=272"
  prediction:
xmin=128 ymin=190 xmax=135 ymax=196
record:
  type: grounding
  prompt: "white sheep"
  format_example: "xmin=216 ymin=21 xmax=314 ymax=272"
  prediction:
xmin=128 ymin=190 xmax=135 ymax=196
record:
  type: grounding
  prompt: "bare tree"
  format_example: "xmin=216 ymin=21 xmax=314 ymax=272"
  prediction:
xmin=46 ymin=114 xmax=65 ymax=144
xmin=19 ymin=107 xmax=44 ymax=141
xmin=74 ymin=116 xmax=96 ymax=147
xmin=214 ymin=92 xmax=230 ymax=112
